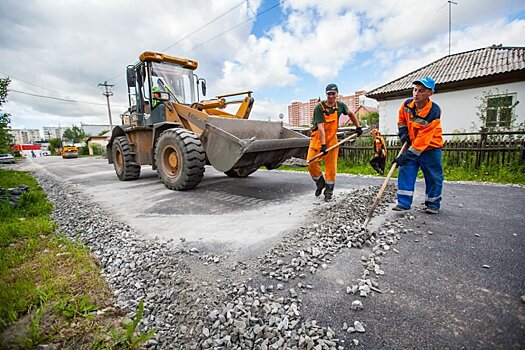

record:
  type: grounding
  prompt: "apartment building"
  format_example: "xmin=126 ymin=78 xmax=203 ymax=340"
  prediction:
xmin=80 ymin=122 xmax=112 ymax=136
xmin=43 ymin=126 xmax=66 ymax=140
xmin=288 ymin=98 xmax=319 ymax=127
xmin=11 ymin=128 xmax=41 ymax=144
xmin=287 ymin=91 xmax=377 ymax=127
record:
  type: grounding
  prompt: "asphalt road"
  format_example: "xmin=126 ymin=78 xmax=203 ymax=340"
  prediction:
xmin=302 ymin=183 xmax=525 ymax=349
xmin=10 ymin=156 xmax=525 ymax=349
xmin=17 ymin=155 xmax=386 ymax=256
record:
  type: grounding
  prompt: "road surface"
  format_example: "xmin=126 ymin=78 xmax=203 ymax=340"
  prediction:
xmin=9 ymin=155 xmax=525 ymax=349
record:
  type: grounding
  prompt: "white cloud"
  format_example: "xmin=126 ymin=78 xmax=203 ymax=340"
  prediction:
xmin=1 ymin=0 xmax=524 ymax=131
xmin=217 ymin=5 xmax=363 ymax=92
xmin=249 ymin=97 xmax=289 ymax=122
xmin=369 ymin=17 xmax=525 ymax=90
xmin=0 ymin=0 xmax=260 ymax=127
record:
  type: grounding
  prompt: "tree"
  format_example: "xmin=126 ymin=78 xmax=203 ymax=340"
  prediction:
xmin=48 ymin=138 xmax=62 ymax=155
xmin=98 ymin=130 xmax=109 ymax=136
xmin=361 ymin=111 xmax=379 ymax=129
xmin=0 ymin=77 xmax=13 ymax=153
xmin=62 ymin=125 xmax=88 ymax=143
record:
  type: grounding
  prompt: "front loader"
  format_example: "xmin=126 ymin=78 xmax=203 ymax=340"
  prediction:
xmin=107 ymin=51 xmax=309 ymax=190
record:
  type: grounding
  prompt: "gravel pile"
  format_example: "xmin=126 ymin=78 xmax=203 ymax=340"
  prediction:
xmin=32 ymin=168 xmax=404 ymax=349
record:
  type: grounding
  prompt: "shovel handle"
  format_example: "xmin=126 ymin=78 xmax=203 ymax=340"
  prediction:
xmin=307 ymin=132 xmax=359 ymax=163
xmin=363 ymin=142 xmax=409 ymax=228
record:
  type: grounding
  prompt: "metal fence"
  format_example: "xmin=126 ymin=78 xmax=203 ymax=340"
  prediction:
xmin=338 ymin=131 xmax=525 ymax=168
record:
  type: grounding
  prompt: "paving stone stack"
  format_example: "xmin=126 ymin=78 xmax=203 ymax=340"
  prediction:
xmin=0 ymin=185 xmax=30 ymax=207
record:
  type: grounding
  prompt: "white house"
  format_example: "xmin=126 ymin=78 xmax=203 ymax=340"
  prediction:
xmin=366 ymin=45 xmax=525 ymax=135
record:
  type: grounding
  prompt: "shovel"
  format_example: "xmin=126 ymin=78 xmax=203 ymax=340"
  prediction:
xmin=307 ymin=129 xmax=366 ymax=163
xmin=362 ymin=142 xmax=409 ymax=229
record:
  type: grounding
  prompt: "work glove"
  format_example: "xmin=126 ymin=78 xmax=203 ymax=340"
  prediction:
xmin=398 ymin=127 xmax=411 ymax=145
xmin=355 ymin=126 xmax=363 ymax=137
xmin=393 ymin=149 xmax=418 ymax=167
xmin=321 ymin=144 xmax=328 ymax=155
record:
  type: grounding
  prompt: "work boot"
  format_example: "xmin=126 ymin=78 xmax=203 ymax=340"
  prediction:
xmin=425 ymin=207 xmax=439 ymax=214
xmin=314 ymin=176 xmax=326 ymax=197
xmin=392 ymin=204 xmax=409 ymax=211
xmin=324 ymin=184 xmax=335 ymax=202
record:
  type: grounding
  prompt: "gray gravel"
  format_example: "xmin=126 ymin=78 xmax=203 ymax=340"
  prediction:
xmin=32 ymin=168 xmax=399 ymax=349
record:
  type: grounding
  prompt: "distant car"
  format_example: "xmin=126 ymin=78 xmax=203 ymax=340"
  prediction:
xmin=0 ymin=153 xmax=15 ymax=164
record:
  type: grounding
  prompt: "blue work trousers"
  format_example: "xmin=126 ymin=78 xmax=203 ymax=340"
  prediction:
xmin=397 ymin=148 xmax=443 ymax=210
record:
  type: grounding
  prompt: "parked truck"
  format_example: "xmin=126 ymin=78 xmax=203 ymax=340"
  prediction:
xmin=107 ymin=51 xmax=309 ymax=190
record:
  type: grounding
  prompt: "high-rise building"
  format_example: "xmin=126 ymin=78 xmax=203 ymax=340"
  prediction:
xmin=43 ymin=126 xmax=66 ymax=140
xmin=287 ymin=91 xmax=377 ymax=127
xmin=11 ymin=129 xmax=41 ymax=144
xmin=288 ymin=98 xmax=320 ymax=127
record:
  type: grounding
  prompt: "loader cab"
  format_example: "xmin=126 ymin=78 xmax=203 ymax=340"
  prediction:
xmin=125 ymin=51 xmax=202 ymax=126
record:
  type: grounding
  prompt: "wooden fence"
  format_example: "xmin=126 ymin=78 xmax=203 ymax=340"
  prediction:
xmin=338 ymin=131 xmax=525 ymax=169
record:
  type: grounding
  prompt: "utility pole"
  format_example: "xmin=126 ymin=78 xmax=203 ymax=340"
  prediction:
xmin=448 ymin=1 xmax=458 ymax=56
xmin=98 ymin=81 xmax=114 ymax=131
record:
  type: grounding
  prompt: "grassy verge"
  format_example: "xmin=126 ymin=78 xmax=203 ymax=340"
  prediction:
xmin=279 ymin=159 xmax=525 ymax=185
xmin=0 ymin=169 xmax=153 ymax=349
xmin=279 ymin=159 xmax=396 ymax=177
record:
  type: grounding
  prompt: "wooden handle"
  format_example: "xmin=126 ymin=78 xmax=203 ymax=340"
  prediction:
xmin=307 ymin=132 xmax=359 ymax=163
xmin=363 ymin=142 xmax=409 ymax=228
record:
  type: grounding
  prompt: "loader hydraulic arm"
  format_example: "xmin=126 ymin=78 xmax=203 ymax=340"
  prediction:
xmin=193 ymin=91 xmax=254 ymax=119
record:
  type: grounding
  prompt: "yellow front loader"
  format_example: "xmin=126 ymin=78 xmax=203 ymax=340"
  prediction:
xmin=107 ymin=51 xmax=308 ymax=190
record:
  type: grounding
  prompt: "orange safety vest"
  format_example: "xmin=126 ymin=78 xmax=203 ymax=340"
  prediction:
xmin=398 ymin=98 xmax=443 ymax=155
xmin=310 ymin=102 xmax=339 ymax=148
xmin=373 ymin=135 xmax=387 ymax=157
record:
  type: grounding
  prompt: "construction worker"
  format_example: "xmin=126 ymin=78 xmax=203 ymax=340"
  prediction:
xmin=307 ymin=83 xmax=363 ymax=202
xmin=392 ymin=77 xmax=444 ymax=214
xmin=370 ymin=129 xmax=387 ymax=175
xmin=152 ymin=78 xmax=166 ymax=108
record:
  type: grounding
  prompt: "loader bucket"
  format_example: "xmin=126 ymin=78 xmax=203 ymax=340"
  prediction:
xmin=201 ymin=117 xmax=309 ymax=172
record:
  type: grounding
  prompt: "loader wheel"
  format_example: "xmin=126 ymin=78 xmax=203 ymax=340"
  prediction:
xmin=112 ymin=136 xmax=141 ymax=181
xmin=224 ymin=167 xmax=258 ymax=178
xmin=155 ymin=128 xmax=205 ymax=190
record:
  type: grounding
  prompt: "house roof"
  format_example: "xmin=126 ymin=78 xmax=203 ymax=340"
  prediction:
xmin=367 ymin=45 xmax=525 ymax=101
xmin=355 ymin=105 xmax=378 ymax=113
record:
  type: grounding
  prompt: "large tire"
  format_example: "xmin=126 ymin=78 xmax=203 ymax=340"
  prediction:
xmin=224 ymin=167 xmax=258 ymax=178
xmin=155 ymin=128 xmax=205 ymax=190
xmin=112 ymin=136 xmax=141 ymax=181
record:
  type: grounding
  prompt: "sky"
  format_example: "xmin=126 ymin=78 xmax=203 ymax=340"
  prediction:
xmin=1 ymin=0 xmax=524 ymax=132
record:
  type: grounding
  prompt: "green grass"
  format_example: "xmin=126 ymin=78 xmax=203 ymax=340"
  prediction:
xmin=443 ymin=164 xmax=525 ymax=184
xmin=0 ymin=169 xmax=153 ymax=349
xmin=278 ymin=158 xmax=525 ymax=185
xmin=278 ymin=159 xmax=399 ymax=178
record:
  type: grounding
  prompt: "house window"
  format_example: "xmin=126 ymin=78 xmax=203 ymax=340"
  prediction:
xmin=486 ymin=93 xmax=516 ymax=128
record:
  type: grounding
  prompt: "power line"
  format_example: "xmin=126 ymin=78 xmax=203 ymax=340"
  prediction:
xmin=7 ymin=89 xmax=127 ymax=108
xmin=106 ymin=0 xmax=285 ymax=83
xmin=105 ymin=1 xmax=248 ymax=83
xmin=162 ymin=0 xmax=246 ymax=52
xmin=182 ymin=0 xmax=286 ymax=55
xmin=0 ymin=71 xmax=60 ymax=94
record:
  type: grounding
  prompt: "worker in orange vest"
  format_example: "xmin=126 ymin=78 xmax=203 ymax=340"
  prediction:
xmin=307 ymin=83 xmax=363 ymax=202
xmin=370 ymin=129 xmax=387 ymax=175
xmin=392 ymin=77 xmax=444 ymax=214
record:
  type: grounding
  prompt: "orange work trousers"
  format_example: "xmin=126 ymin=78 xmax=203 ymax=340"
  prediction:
xmin=307 ymin=142 xmax=338 ymax=183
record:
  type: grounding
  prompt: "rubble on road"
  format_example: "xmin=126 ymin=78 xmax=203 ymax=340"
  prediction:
xmin=32 ymin=168 xmax=405 ymax=349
